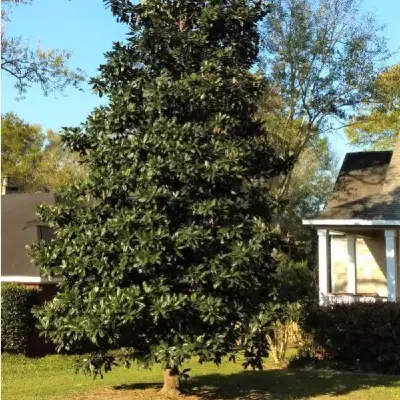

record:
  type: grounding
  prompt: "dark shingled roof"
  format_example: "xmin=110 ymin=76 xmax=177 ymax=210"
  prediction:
xmin=315 ymin=150 xmax=400 ymax=220
xmin=1 ymin=193 xmax=56 ymax=277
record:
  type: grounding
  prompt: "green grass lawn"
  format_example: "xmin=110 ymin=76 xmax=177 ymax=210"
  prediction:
xmin=2 ymin=352 xmax=400 ymax=400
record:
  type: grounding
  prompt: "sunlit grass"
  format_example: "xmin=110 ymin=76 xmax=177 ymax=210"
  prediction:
xmin=2 ymin=351 xmax=400 ymax=400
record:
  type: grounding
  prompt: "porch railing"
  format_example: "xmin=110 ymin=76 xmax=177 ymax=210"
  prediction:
xmin=321 ymin=293 xmax=388 ymax=305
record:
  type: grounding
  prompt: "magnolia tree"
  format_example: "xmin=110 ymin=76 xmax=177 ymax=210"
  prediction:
xmin=31 ymin=0 xmax=291 ymax=395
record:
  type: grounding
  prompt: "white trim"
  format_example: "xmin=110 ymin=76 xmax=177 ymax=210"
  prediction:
xmin=322 ymin=294 xmax=387 ymax=305
xmin=318 ymin=229 xmax=330 ymax=305
xmin=346 ymin=235 xmax=357 ymax=295
xmin=385 ymin=229 xmax=398 ymax=302
xmin=329 ymin=231 xmax=345 ymax=236
xmin=385 ymin=230 xmax=398 ymax=238
xmin=0 ymin=276 xmax=61 ymax=284
xmin=303 ymin=219 xmax=400 ymax=226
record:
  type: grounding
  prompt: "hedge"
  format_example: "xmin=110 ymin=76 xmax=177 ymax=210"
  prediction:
xmin=292 ymin=302 xmax=400 ymax=374
xmin=1 ymin=283 xmax=39 ymax=354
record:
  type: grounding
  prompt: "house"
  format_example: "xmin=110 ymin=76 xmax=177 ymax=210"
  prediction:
xmin=1 ymin=176 xmax=59 ymax=298
xmin=303 ymin=134 xmax=400 ymax=305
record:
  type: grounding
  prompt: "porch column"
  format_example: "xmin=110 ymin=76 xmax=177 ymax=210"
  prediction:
xmin=318 ymin=229 xmax=329 ymax=306
xmin=346 ymin=235 xmax=357 ymax=295
xmin=385 ymin=230 xmax=397 ymax=302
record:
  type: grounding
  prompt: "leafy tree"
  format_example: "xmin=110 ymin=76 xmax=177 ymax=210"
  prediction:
xmin=30 ymin=0 xmax=291 ymax=395
xmin=1 ymin=112 xmax=86 ymax=192
xmin=256 ymin=88 xmax=337 ymax=356
xmin=37 ymin=130 xmax=87 ymax=191
xmin=1 ymin=0 xmax=85 ymax=97
xmin=257 ymin=90 xmax=337 ymax=255
xmin=346 ymin=64 xmax=400 ymax=150
xmin=1 ymin=112 xmax=43 ymax=191
xmin=278 ymin=137 xmax=336 ymax=249
xmin=259 ymin=0 xmax=390 ymax=197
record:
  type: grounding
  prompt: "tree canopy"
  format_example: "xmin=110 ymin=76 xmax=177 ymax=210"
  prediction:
xmin=1 ymin=112 xmax=43 ymax=191
xmin=1 ymin=0 xmax=85 ymax=97
xmin=31 ymin=0 xmax=291 ymax=394
xmin=1 ymin=112 xmax=86 ymax=192
xmin=346 ymin=63 xmax=400 ymax=150
xmin=259 ymin=0 xmax=390 ymax=197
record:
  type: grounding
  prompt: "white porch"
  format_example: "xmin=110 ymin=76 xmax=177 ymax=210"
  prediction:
xmin=318 ymin=228 xmax=400 ymax=306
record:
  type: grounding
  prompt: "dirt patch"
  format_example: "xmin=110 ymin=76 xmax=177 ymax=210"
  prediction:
xmin=71 ymin=387 xmax=201 ymax=400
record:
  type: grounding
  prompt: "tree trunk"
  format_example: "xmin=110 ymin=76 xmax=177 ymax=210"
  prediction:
xmin=161 ymin=366 xmax=181 ymax=398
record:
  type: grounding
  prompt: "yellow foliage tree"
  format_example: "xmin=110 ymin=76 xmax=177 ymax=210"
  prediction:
xmin=1 ymin=113 xmax=87 ymax=192
xmin=346 ymin=64 xmax=400 ymax=150
xmin=36 ymin=129 xmax=87 ymax=191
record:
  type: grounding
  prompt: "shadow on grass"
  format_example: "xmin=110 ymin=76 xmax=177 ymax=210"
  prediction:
xmin=115 ymin=382 xmax=161 ymax=391
xmin=115 ymin=368 xmax=400 ymax=399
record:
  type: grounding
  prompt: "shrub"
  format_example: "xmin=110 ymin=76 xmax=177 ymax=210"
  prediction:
xmin=266 ymin=251 xmax=317 ymax=364
xmin=266 ymin=302 xmax=303 ymax=364
xmin=292 ymin=303 xmax=400 ymax=374
xmin=273 ymin=251 xmax=317 ymax=304
xmin=1 ymin=283 xmax=39 ymax=354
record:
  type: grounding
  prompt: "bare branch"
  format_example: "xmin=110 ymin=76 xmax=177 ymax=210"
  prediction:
xmin=1 ymin=0 xmax=86 ymax=98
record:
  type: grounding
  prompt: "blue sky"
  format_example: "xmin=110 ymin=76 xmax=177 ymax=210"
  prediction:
xmin=2 ymin=0 xmax=400 ymax=163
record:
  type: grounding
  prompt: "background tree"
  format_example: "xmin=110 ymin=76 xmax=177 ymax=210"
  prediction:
xmin=257 ymin=88 xmax=337 ymax=263
xmin=1 ymin=0 xmax=85 ymax=97
xmin=259 ymin=0 xmax=390 ymax=198
xmin=1 ymin=112 xmax=43 ymax=191
xmin=30 ymin=0 xmax=291 ymax=395
xmin=346 ymin=63 xmax=400 ymax=150
xmin=258 ymin=124 xmax=336 ymax=365
xmin=37 ymin=129 xmax=87 ymax=191
xmin=255 ymin=0 xmax=386 ymax=303
xmin=277 ymin=138 xmax=337 ymax=251
xmin=1 ymin=112 xmax=86 ymax=192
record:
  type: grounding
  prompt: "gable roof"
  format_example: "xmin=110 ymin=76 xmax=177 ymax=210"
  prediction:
xmin=308 ymin=134 xmax=400 ymax=222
